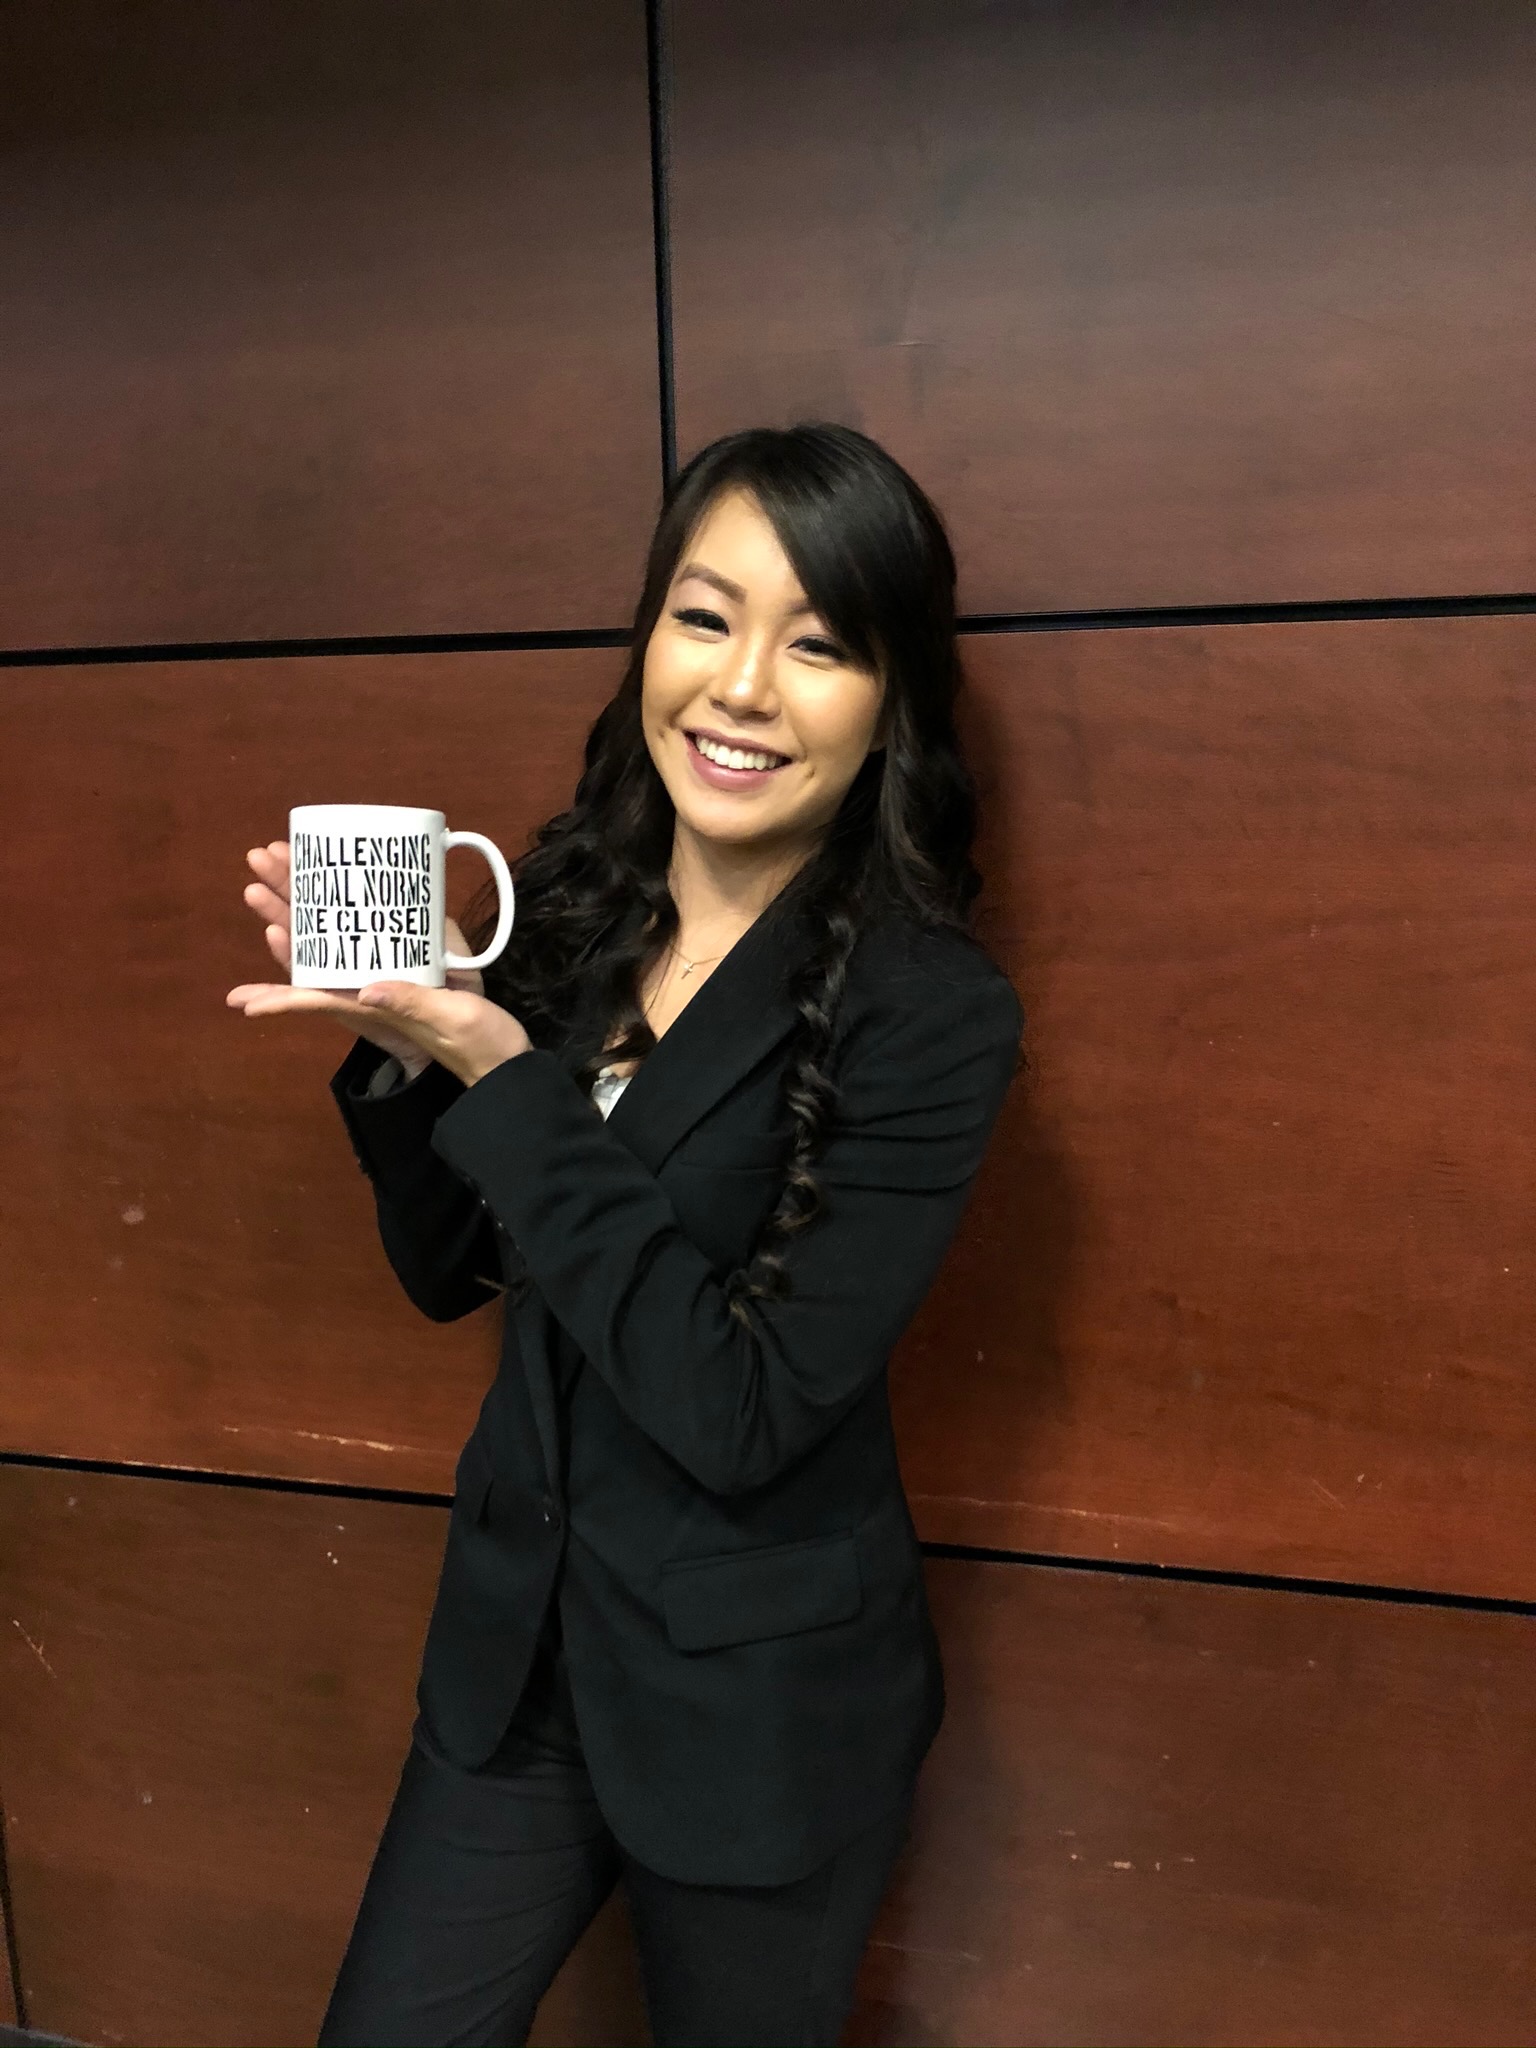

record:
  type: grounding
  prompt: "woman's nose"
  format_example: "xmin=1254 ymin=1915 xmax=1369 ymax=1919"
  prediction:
xmin=711 ymin=641 xmax=777 ymax=716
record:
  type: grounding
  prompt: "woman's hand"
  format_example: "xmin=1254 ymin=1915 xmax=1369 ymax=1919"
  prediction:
xmin=231 ymin=840 xmax=528 ymax=1085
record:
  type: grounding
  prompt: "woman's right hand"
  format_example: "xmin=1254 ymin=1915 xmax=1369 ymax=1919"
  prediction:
xmin=242 ymin=840 xmax=482 ymax=1076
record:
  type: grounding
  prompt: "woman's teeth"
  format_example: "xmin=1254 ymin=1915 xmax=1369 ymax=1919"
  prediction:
xmin=693 ymin=734 xmax=785 ymax=772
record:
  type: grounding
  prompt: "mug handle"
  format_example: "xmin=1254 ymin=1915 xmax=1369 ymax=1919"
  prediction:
xmin=442 ymin=831 xmax=516 ymax=971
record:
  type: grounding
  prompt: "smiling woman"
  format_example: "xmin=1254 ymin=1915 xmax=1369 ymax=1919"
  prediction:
xmin=453 ymin=424 xmax=994 ymax=1315
xmin=228 ymin=424 xmax=1022 ymax=2048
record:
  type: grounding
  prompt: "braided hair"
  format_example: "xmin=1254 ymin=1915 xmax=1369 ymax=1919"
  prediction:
xmin=468 ymin=424 xmax=982 ymax=1312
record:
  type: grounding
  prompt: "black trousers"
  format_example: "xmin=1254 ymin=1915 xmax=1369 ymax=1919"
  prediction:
xmin=319 ymin=1721 xmax=912 ymax=2048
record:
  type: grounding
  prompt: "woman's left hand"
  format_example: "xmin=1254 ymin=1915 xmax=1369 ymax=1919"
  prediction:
xmin=226 ymin=977 xmax=533 ymax=1088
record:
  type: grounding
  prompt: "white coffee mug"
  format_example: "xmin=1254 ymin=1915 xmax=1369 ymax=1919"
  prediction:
xmin=288 ymin=803 xmax=515 ymax=990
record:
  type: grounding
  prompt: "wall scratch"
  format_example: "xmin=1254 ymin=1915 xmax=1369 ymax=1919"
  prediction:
xmin=909 ymin=1494 xmax=1189 ymax=1534
xmin=10 ymin=1619 xmax=54 ymax=1678
xmin=868 ymin=1939 xmax=982 ymax=1964
xmin=219 ymin=1424 xmax=423 ymax=1456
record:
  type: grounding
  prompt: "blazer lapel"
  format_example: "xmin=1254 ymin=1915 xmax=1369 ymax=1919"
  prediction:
xmin=600 ymin=900 xmax=807 ymax=1176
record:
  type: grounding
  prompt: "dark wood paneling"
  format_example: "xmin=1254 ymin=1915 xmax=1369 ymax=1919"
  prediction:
xmin=851 ymin=1557 xmax=1536 ymax=2047
xmin=671 ymin=0 xmax=1536 ymax=614
xmin=17 ymin=1475 xmax=1528 ymax=2047
xmin=896 ymin=615 xmax=1536 ymax=1599
xmin=0 ymin=1466 xmax=440 ymax=2046
xmin=0 ymin=1464 xmax=647 ymax=2048
xmin=0 ymin=1 xmax=658 ymax=647
xmin=0 ymin=649 xmax=623 ymax=1490
xmin=7 ymin=622 xmax=1533 ymax=1601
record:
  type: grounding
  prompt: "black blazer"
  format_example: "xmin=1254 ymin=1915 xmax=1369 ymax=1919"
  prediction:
xmin=332 ymin=904 xmax=1020 ymax=1886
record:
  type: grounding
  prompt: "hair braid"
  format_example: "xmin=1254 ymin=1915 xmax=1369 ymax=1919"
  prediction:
xmin=725 ymin=882 xmax=860 ymax=1319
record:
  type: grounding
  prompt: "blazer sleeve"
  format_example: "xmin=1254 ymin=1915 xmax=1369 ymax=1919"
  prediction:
xmin=430 ymin=966 xmax=1021 ymax=1495
xmin=330 ymin=1038 xmax=502 ymax=1323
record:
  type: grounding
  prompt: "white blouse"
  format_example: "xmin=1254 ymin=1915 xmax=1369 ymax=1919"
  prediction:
xmin=589 ymin=1065 xmax=633 ymax=1120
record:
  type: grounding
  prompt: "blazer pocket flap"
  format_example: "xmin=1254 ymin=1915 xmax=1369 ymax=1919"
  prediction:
xmin=661 ymin=1534 xmax=861 ymax=1653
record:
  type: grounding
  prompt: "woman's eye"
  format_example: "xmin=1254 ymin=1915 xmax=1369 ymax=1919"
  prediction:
xmin=795 ymin=634 xmax=845 ymax=661
xmin=674 ymin=606 xmax=728 ymax=633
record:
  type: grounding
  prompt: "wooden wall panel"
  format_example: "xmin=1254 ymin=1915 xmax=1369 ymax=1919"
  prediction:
xmin=0 ymin=649 xmax=624 ymax=1490
xmin=7 ymin=620 xmax=1531 ymax=1599
xmin=0 ymin=1463 xmax=647 ymax=2048
xmin=895 ymin=615 xmax=1536 ymax=1599
xmin=0 ymin=1 xmax=658 ymax=648
xmin=17 ymin=1482 xmax=1527 ymax=2048
xmin=851 ymin=1557 xmax=1536 ymax=2046
xmin=671 ymin=0 xmax=1536 ymax=615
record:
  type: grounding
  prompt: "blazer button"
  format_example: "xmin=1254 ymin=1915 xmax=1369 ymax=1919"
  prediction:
xmin=541 ymin=1496 xmax=563 ymax=1530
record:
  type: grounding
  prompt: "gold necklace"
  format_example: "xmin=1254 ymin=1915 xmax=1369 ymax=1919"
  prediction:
xmin=670 ymin=941 xmax=725 ymax=981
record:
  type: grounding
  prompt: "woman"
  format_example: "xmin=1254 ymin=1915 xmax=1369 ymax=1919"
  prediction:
xmin=229 ymin=424 xmax=1021 ymax=2048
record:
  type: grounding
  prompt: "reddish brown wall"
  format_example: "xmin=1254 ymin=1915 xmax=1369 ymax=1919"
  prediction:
xmin=2 ymin=1 xmax=1533 ymax=2043
xmin=0 ymin=1 xmax=658 ymax=645
xmin=852 ymin=1559 xmax=1536 ymax=2048
xmin=670 ymin=0 xmax=1536 ymax=614
xmin=0 ymin=649 xmax=623 ymax=1492
xmin=0 ymin=1465 xmax=648 ymax=2048
xmin=898 ymin=617 xmax=1536 ymax=1598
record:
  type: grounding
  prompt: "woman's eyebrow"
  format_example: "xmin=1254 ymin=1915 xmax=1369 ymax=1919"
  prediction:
xmin=676 ymin=561 xmax=816 ymax=617
xmin=677 ymin=562 xmax=746 ymax=603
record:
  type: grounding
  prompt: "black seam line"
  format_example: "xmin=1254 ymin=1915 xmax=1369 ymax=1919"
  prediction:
xmin=7 ymin=588 xmax=1535 ymax=671
xmin=922 ymin=1540 xmax=1536 ymax=1619
xmin=0 ymin=1451 xmax=1527 ymax=1620
xmin=0 ymin=1780 xmax=26 ymax=2034
xmin=0 ymin=1448 xmax=450 ymax=1510
xmin=645 ymin=0 xmax=677 ymax=492
xmin=0 ymin=625 xmax=632 ymax=669
xmin=961 ymin=589 xmax=1536 ymax=633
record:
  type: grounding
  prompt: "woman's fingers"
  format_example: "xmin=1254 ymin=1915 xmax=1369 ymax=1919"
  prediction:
xmin=242 ymin=879 xmax=291 ymax=954
xmin=244 ymin=844 xmax=293 ymax=966
xmin=242 ymin=881 xmax=292 ymax=966
xmin=243 ymin=879 xmax=288 ymax=925
xmin=245 ymin=841 xmax=292 ymax=902
xmin=228 ymin=974 xmax=532 ymax=1087
xmin=226 ymin=978 xmax=432 ymax=1066
xmin=443 ymin=917 xmax=484 ymax=995
xmin=227 ymin=982 xmax=363 ymax=1019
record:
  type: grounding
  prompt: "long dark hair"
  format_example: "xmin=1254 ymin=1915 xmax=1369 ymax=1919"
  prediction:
xmin=469 ymin=423 xmax=982 ymax=1310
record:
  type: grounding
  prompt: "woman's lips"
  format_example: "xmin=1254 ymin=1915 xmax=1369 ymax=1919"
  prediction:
xmin=683 ymin=730 xmax=791 ymax=793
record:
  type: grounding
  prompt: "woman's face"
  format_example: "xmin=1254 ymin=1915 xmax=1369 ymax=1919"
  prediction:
xmin=642 ymin=489 xmax=885 ymax=860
